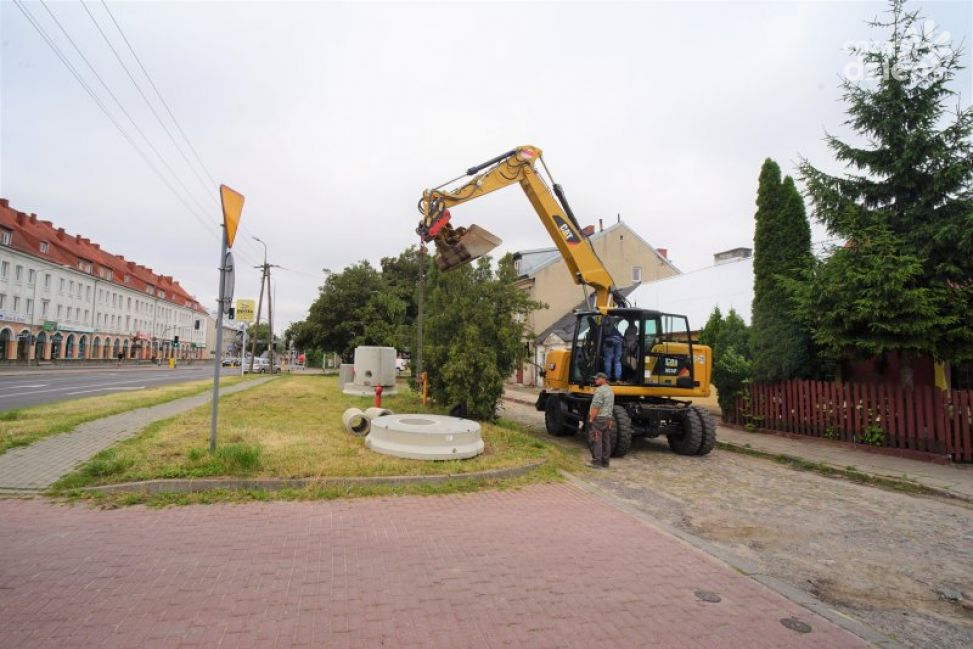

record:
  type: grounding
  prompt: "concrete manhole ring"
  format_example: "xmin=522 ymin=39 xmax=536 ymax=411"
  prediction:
xmin=366 ymin=414 xmax=484 ymax=460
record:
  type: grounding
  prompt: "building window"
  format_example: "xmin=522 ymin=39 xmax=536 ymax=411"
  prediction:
xmin=159 ymin=290 xmax=166 ymax=299
xmin=15 ymin=265 xmax=23 ymax=281
xmin=66 ymin=307 xmax=72 ymax=320
xmin=632 ymin=266 xmax=642 ymax=284
xmin=26 ymin=299 xmax=33 ymax=314
xmin=1 ymin=261 xmax=8 ymax=278
xmin=78 ymin=259 xmax=93 ymax=273
xmin=42 ymin=300 xmax=49 ymax=316
xmin=146 ymin=285 xmax=155 ymax=296
xmin=99 ymin=267 xmax=111 ymax=280
xmin=127 ymin=297 xmax=131 ymax=310
xmin=27 ymin=269 xmax=35 ymax=285
xmin=44 ymin=273 xmax=51 ymax=289
xmin=59 ymin=278 xmax=65 ymax=293
xmin=57 ymin=305 xmax=63 ymax=318
xmin=124 ymin=274 xmax=131 ymax=284
xmin=0 ymin=294 xmax=5 ymax=308
xmin=0 ymin=228 xmax=11 ymax=245
xmin=40 ymin=241 xmax=49 ymax=253
xmin=84 ymin=309 xmax=89 ymax=321
xmin=14 ymin=296 xmax=21 ymax=311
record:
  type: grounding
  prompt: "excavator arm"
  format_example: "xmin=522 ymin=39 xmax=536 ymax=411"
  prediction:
xmin=417 ymin=145 xmax=621 ymax=309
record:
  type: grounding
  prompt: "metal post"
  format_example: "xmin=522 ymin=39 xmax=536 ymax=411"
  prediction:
xmin=416 ymin=244 xmax=426 ymax=385
xmin=240 ymin=325 xmax=247 ymax=377
xmin=209 ymin=229 xmax=228 ymax=454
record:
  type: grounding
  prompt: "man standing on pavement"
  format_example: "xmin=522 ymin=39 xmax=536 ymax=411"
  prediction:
xmin=587 ymin=371 xmax=614 ymax=469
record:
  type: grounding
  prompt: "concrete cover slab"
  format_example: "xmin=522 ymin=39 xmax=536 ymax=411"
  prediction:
xmin=365 ymin=413 xmax=484 ymax=460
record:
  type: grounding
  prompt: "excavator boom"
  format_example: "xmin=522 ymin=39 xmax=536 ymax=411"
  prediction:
xmin=418 ymin=146 xmax=619 ymax=309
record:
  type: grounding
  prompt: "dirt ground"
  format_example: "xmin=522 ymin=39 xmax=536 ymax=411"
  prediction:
xmin=500 ymin=399 xmax=973 ymax=649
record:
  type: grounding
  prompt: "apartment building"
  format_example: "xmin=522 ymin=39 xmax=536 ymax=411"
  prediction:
xmin=0 ymin=198 xmax=208 ymax=363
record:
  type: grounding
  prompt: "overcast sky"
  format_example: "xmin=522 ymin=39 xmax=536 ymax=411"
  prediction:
xmin=2 ymin=0 xmax=970 ymax=331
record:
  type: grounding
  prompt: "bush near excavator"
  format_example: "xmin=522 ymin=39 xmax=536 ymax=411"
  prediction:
xmin=423 ymin=255 xmax=544 ymax=420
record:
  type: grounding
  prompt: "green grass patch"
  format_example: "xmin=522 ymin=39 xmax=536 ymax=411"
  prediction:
xmin=51 ymin=375 xmax=572 ymax=503
xmin=0 ymin=375 xmax=258 ymax=454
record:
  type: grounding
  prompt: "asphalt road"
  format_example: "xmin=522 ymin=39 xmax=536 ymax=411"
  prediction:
xmin=0 ymin=365 xmax=242 ymax=410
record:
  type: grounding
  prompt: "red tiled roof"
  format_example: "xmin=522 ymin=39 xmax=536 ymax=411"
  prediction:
xmin=0 ymin=197 xmax=208 ymax=314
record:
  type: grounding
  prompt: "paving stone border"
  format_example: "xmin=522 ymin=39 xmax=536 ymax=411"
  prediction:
xmin=68 ymin=460 xmax=546 ymax=495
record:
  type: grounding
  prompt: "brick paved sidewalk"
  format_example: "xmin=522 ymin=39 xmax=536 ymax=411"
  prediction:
xmin=0 ymin=483 xmax=872 ymax=649
xmin=0 ymin=378 xmax=271 ymax=493
xmin=504 ymin=386 xmax=973 ymax=501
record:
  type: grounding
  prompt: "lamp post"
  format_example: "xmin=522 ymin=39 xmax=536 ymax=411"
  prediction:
xmin=252 ymin=236 xmax=276 ymax=374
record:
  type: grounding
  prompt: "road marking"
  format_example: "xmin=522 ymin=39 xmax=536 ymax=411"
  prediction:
xmin=4 ymin=384 xmax=48 ymax=389
xmin=66 ymin=386 xmax=146 ymax=396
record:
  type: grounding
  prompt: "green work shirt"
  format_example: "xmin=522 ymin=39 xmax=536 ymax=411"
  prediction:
xmin=590 ymin=384 xmax=614 ymax=419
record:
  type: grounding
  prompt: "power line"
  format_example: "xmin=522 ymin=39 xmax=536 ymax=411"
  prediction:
xmin=76 ymin=0 xmax=216 ymax=219
xmin=93 ymin=0 xmax=266 ymax=262
xmin=12 ymin=0 xmax=222 ymax=243
xmin=36 ymin=0 xmax=217 ymax=235
xmin=98 ymin=0 xmax=219 ymax=189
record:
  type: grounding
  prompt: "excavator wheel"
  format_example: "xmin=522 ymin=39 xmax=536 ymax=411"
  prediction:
xmin=693 ymin=407 xmax=717 ymax=456
xmin=545 ymin=396 xmax=575 ymax=437
xmin=668 ymin=407 xmax=704 ymax=455
xmin=611 ymin=405 xmax=633 ymax=457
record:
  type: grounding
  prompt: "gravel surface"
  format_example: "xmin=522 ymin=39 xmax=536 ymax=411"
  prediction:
xmin=500 ymin=399 xmax=973 ymax=649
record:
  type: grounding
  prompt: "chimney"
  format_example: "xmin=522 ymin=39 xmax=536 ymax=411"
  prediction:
xmin=29 ymin=213 xmax=37 ymax=223
xmin=0 ymin=198 xmax=8 ymax=208
xmin=75 ymin=234 xmax=82 ymax=243
xmin=657 ymin=248 xmax=668 ymax=260
xmin=127 ymin=261 xmax=135 ymax=269
xmin=92 ymin=243 xmax=100 ymax=249
xmin=617 ymin=213 xmax=621 ymax=224
xmin=713 ymin=247 xmax=753 ymax=265
xmin=16 ymin=212 xmax=25 ymax=225
xmin=57 ymin=228 xmax=65 ymax=240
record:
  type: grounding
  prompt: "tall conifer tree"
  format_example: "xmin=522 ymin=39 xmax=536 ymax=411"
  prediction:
xmin=751 ymin=160 xmax=815 ymax=381
xmin=798 ymin=0 xmax=973 ymax=372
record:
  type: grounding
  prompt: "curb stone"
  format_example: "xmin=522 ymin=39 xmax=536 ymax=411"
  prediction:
xmin=58 ymin=461 xmax=547 ymax=495
xmin=560 ymin=470 xmax=907 ymax=649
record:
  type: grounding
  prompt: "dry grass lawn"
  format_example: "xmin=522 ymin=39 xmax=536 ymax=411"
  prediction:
xmin=0 ymin=375 xmax=255 ymax=454
xmin=54 ymin=375 xmax=573 ymax=494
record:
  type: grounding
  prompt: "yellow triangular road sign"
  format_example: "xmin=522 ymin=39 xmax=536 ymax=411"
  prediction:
xmin=220 ymin=184 xmax=245 ymax=248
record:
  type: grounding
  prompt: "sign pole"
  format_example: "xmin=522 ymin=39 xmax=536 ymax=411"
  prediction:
xmin=211 ymin=184 xmax=244 ymax=454
xmin=209 ymin=228 xmax=228 ymax=454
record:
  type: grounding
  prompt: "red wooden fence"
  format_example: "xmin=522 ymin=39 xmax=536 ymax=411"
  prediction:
xmin=730 ymin=380 xmax=973 ymax=463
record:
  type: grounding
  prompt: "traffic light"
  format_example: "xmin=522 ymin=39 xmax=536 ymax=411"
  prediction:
xmin=194 ymin=319 xmax=201 ymax=330
xmin=173 ymin=336 xmax=180 ymax=345
xmin=228 ymin=307 xmax=236 ymax=320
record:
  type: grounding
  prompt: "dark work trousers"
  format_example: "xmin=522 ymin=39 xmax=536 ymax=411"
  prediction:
xmin=588 ymin=417 xmax=613 ymax=464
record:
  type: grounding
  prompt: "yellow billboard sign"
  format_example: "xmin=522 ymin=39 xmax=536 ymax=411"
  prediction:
xmin=220 ymin=184 xmax=245 ymax=248
xmin=235 ymin=299 xmax=256 ymax=323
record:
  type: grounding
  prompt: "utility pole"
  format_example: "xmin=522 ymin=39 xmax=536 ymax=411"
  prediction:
xmin=248 ymin=263 xmax=266 ymax=373
xmin=267 ymin=271 xmax=275 ymax=373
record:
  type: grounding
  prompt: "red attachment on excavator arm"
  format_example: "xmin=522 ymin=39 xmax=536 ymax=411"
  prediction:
xmin=427 ymin=209 xmax=451 ymax=238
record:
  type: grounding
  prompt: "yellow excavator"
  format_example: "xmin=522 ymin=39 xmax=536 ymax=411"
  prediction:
xmin=417 ymin=145 xmax=716 ymax=456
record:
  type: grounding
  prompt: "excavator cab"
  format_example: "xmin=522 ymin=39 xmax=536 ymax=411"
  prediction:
xmin=568 ymin=309 xmax=702 ymax=390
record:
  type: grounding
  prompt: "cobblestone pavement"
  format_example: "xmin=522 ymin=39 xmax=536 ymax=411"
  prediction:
xmin=499 ymin=396 xmax=973 ymax=649
xmin=0 ymin=378 xmax=271 ymax=492
xmin=0 ymin=484 xmax=870 ymax=649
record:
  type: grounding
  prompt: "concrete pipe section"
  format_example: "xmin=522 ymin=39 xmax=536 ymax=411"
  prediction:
xmin=342 ymin=408 xmax=371 ymax=436
xmin=363 ymin=407 xmax=393 ymax=420
xmin=365 ymin=414 xmax=484 ymax=460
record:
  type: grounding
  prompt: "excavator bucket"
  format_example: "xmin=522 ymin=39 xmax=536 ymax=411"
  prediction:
xmin=435 ymin=225 xmax=502 ymax=272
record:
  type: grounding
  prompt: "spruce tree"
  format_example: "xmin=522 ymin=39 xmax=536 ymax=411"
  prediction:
xmin=799 ymin=0 xmax=973 ymax=370
xmin=751 ymin=160 xmax=815 ymax=382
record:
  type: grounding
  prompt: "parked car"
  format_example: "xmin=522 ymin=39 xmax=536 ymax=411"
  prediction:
xmin=244 ymin=358 xmax=281 ymax=374
xmin=221 ymin=356 xmax=241 ymax=367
